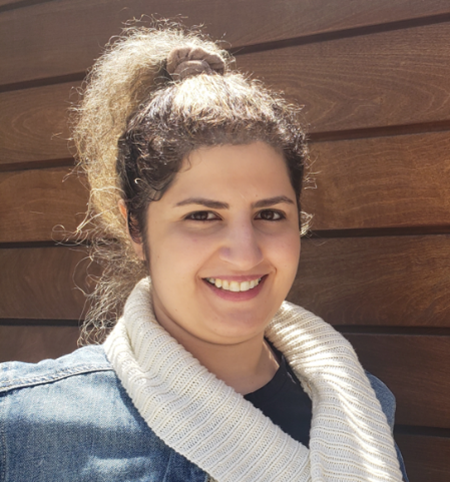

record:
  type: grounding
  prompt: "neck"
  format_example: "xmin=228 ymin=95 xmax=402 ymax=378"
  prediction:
xmin=153 ymin=303 xmax=279 ymax=395
xmin=178 ymin=335 xmax=279 ymax=395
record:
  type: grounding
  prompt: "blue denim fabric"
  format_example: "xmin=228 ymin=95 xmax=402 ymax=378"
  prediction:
xmin=365 ymin=373 xmax=409 ymax=482
xmin=0 ymin=346 xmax=408 ymax=481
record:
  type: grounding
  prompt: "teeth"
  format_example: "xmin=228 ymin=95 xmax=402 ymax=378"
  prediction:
xmin=240 ymin=281 xmax=250 ymax=291
xmin=206 ymin=277 xmax=262 ymax=292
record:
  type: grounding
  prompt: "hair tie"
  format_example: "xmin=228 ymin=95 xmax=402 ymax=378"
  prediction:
xmin=166 ymin=46 xmax=226 ymax=81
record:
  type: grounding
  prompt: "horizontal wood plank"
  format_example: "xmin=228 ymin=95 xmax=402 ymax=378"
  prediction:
xmin=0 ymin=0 xmax=50 ymax=7
xmin=0 ymin=246 xmax=97 ymax=320
xmin=0 ymin=167 xmax=88 ymax=243
xmin=3 ymin=131 xmax=450 ymax=241
xmin=346 ymin=334 xmax=450 ymax=428
xmin=5 ymin=22 xmax=450 ymax=165
xmin=2 ymin=235 xmax=450 ymax=327
xmin=0 ymin=325 xmax=79 ymax=363
xmin=0 ymin=82 xmax=74 ymax=166
xmin=291 ymin=235 xmax=450 ymax=327
xmin=303 ymin=131 xmax=450 ymax=230
xmin=396 ymin=434 xmax=450 ymax=482
xmin=2 ymin=0 xmax=450 ymax=86
xmin=0 ymin=0 xmax=23 ymax=6
xmin=239 ymin=21 xmax=450 ymax=132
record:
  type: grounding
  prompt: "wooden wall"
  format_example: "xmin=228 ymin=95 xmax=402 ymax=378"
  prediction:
xmin=1 ymin=1 xmax=449 ymax=480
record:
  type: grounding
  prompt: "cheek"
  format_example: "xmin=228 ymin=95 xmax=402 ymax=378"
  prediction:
xmin=272 ymin=230 xmax=301 ymax=277
xmin=147 ymin=229 xmax=211 ymax=286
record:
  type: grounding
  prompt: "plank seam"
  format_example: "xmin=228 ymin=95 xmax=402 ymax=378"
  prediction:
xmin=0 ymin=241 xmax=89 ymax=249
xmin=3 ymin=13 xmax=450 ymax=93
xmin=3 ymin=121 xmax=450 ymax=174
xmin=0 ymin=319 xmax=81 ymax=326
xmin=3 ymin=322 xmax=448 ymax=334
xmin=306 ymin=228 xmax=450 ymax=238
xmin=0 ymin=158 xmax=75 ymax=173
xmin=0 ymin=0 xmax=51 ymax=14
xmin=337 ymin=326 xmax=450 ymax=336
xmin=0 ymin=72 xmax=85 ymax=94
xmin=2 ymin=229 xmax=450 ymax=248
xmin=231 ymin=12 xmax=450 ymax=56
xmin=394 ymin=425 xmax=450 ymax=438
xmin=309 ymin=120 xmax=450 ymax=143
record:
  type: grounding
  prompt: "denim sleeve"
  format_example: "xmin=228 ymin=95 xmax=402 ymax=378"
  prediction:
xmin=0 ymin=394 xmax=5 ymax=482
xmin=395 ymin=442 xmax=409 ymax=482
xmin=366 ymin=372 xmax=409 ymax=482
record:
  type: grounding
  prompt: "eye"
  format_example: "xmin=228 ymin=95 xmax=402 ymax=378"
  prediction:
xmin=185 ymin=211 xmax=220 ymax=221
xmin=255 ymin=209 xmax=285 ymax=221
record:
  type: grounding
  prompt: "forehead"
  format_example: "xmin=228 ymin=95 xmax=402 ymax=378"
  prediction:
xmin=164 ymin=142 xmax=294 ymax=202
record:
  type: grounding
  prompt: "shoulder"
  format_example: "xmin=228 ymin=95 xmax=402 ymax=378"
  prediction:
xmin=0 ymin=346 xmax=133 ymax=425
xmin=0 ymin=346 xmax=139 ymax=443
xmin=0 ymin=346 xmax=129 ymax=431
xmin=0 ymin=347 xmax=188 ymax=481
xmin=365 ymin=371 xmax=396 ymax=431
xmin=0 ymin=345 xmax=113 ymax=393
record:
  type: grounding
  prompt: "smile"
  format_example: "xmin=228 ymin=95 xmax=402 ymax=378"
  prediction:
xmin=205 ymin=277 xmax=262 ymax=292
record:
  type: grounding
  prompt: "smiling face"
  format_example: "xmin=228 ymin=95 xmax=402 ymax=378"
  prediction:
xmin=137 ymin=142 xmax=301 ymax=348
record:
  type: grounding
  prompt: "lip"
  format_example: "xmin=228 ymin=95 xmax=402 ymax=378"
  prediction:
xmin=205 ymin=274 xmax=265 ymax=282
xmin=202 ymin=275 xmax=267 ymax=301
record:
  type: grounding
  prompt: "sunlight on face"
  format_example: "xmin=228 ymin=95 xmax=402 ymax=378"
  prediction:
xmin=144 ymin=142 xmax=301 ymax=347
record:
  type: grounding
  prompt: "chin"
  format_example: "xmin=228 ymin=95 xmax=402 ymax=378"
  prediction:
xmin=205 ymin=310 xmax=275 ymax=342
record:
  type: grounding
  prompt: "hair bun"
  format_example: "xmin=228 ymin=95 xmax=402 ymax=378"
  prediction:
xmin=166 ymin=46 xmax=226 ymax=80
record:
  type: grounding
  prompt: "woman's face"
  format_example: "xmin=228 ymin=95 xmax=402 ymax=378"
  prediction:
xmin=139 ymin=141 xmax=301 ymax=346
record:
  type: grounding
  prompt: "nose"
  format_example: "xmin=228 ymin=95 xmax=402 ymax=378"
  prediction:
xmin=219 ymin=217 xmax=263 ymax=270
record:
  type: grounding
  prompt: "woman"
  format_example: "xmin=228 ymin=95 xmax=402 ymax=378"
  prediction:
xmin=0 ymin=24 xmax=408 ymax=481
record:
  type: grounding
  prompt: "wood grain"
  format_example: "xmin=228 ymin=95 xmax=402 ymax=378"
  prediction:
xmin=346 ymin=334 xmax=450 ymax=428
xmin=0 ymin=246 xmax=97 ymax=320
xmin=1 ymin=4 xmax=448 ymax=479
xmin=396 ymin=434 xmax=450 ymax=482
xmin=0 ymin=167 xmax=88 ymax=243
xmin=2 ymin=235 xmax=449 ymax=327
xmin=239 ymin=21 xmax=450 ymax=132
xmin=3 ymin=131 xmax=450 ymax=240
xmin=5 ymin=22 xmax=450 ymax=165
xmin=2 ymin=0 xmax=450 ymax=86
xmin=0 ymin=0 xmax=27 ymax=6
xmin=0 ymin=82 xmax=75 ymax=166
xmin=290 ymin=235 xmax=450 ymax=327
xmin=0 ymin=325 xmax=79 ymax=363
xmin=0 ymin=0 xmax=22 ymax=6
xmin=303 ymin=131 xmax=450 ymax=231
xmin=0 ymin=0 xmax=48 ymax=8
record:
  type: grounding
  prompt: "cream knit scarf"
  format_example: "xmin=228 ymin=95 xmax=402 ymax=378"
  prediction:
xmin=104 ymin=278 xmax=403 ymax=482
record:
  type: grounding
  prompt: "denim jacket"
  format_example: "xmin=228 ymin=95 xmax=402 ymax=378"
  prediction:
xmin=0 ymin=346 xmax=408 ymax=481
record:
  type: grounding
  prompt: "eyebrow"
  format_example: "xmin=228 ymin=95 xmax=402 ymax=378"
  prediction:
xmin=253 ymin=196 xmax=295 ymax=208
xmin=175 ymin=195 xmax=295 ymax=209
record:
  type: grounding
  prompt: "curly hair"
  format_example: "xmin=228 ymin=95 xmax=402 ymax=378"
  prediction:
xmin=72 ymin=22 xmax=308 ymax=344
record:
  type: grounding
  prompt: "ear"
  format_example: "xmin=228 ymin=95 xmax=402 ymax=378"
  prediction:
xmin=118 ymin=200 xmax=145 ymax=260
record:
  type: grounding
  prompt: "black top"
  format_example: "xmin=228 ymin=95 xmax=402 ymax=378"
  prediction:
xmin=244 ymin=345 xmax=312 ymax=447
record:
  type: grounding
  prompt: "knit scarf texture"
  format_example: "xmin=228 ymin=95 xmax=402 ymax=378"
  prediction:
xmin=104 ymin=277 xmax=403 ymax=482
